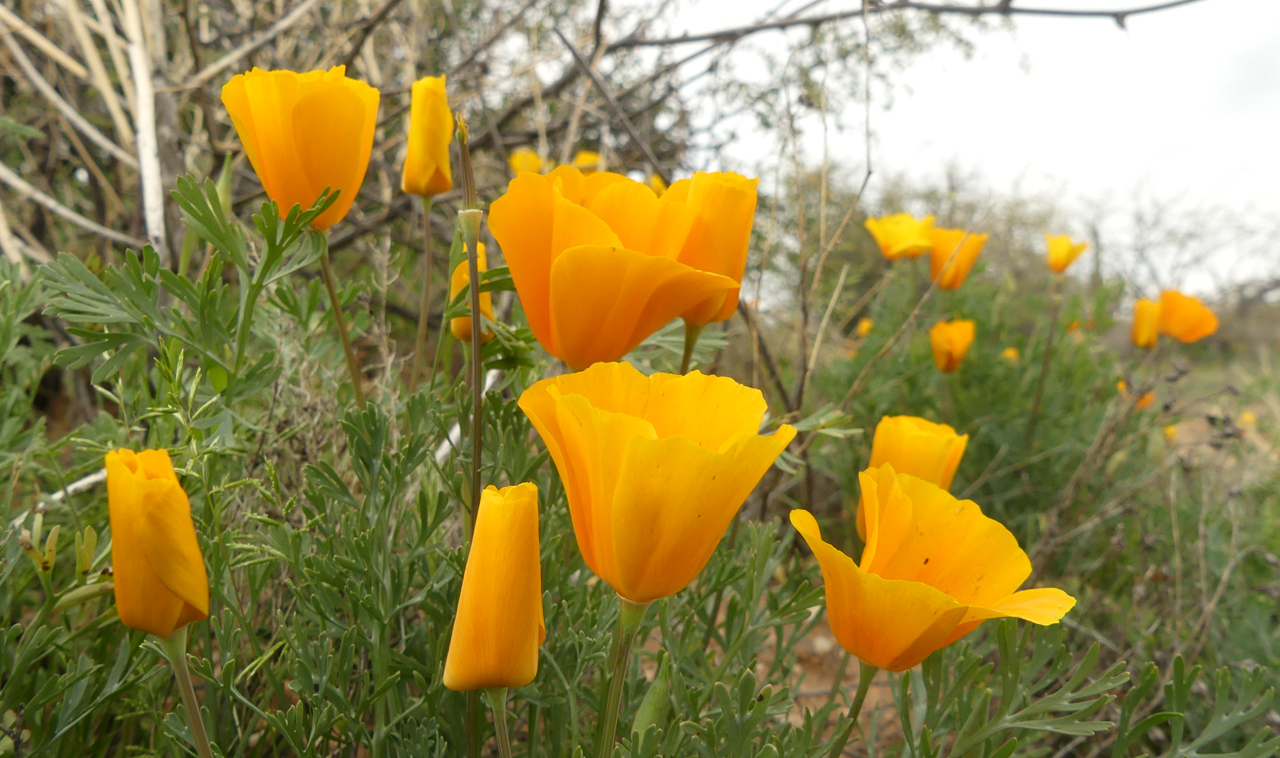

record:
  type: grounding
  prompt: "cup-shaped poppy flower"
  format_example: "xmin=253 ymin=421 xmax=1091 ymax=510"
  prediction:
xmin=1045 ymin=235 xmax=1088 ymax=273
xmin=573 ymin=150 xmax=601 ymax=172
xmin=443 ymin=484 xmax=544 ymax=691
xmin=1001 ymin=346 xmax=1020 ymax=363
xmin=929 ymin=228 xmax=988 ymax=290
xmin=858 ymin=415 xmax=968 ymax=538
xmin=487 ymin=167 xmax=737 ymax=370
xmin=449 ymin=244 xmax=495 ymax=343
xmin=221 ymin=66 xmax=379 ymax=230
xmin=792 ymin=465 xmax=1075 ymax=672
xmin=1158 ymin=290 xmax=1218 ymax=343
xmin=865 ymin=213 xmax=934 ymax=260
xmin=509 ymin=147 xmax=543 ymax=174
xmin=105 ymin=449 xmax=209 ymax=638
xmin=1131 ymin=298 xmax=1161 ymax=349
xmin=400 ymin=75 xmax=453 ymax=197
xmin=929 ymin=319 xmax=975 ymax=373
xmin=666 ymin=171 xmax=760 ymax=326
xmin=519 ymin=362 xmax=796 ymax=604
xmin=855 ymin=318 xmax=874 ymax=338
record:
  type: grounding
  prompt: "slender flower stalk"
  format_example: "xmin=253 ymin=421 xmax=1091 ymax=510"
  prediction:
xmin=823 ymin=661 xmax=879 ymax=758
xmin=1025 ymin=274 xmax=1060 ymax=446
xmin=409 ymin=196 xmax=435 ymax=390
xmin=455 ymin=112 xmax=486 ymax=758
xmin=597 ymin=598 xmax=650 ymax=758
xmin=485 ymin=689 xmax=514 ymax=758
xmin=157 ymin=627 xmax=216 ymax=758
xmin=318 ymin=240 xmax=365 ymax=409
xmin=679 ymin=322 xmax=702 ymax=374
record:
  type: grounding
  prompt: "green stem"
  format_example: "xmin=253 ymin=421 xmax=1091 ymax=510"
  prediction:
xmin=318 ymin=242 xmax=366 ymax=409
xmin=409 ymin=195 xmax=435 ymax=391
xmin=679 ymin=321 xmax=703 ymax=375
xmin=596 ymin=598 xmax=650 ymax=758
xmin=1024 ymin=275 xmax=1061 ymax=447
xmin=466 ymin=690 xmax=482 ymax=758
xmin=157 ymin=627 xmax=216 ymax=758
xmin=825 ymin=661 xmax=879 ymax=758
xmin=485 ymin=688 xmax=514 ymax=758
xmin=459 ymin=209 xmax=484 ymax=532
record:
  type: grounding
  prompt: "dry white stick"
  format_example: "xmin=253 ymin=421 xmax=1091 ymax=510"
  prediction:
xmin=86 ymin=0 xmax=137 ymax=110
xmin=8 ymin=469 xmax=108 ymax=529
xmin=120 ymin=0 xmax=170 ymax=264
xmin=61 ymin=0 xmax=136 ymax=151
xmin=0 ymin=162 xmax=146 ymax=248
xmin=434 ymin=369 xmax=502 ymax=465
xmin=1 ymin=34 xmax=139 ymax=169
xmin=0 ymin=195 xmax=30 ymax=281
xmin=61 ymin=0 xmax=135 ymax=151
xmin=180 ymin=0 xmax=322 ymax=89
xmin=0 ymin=5 xmax=91 ymax=81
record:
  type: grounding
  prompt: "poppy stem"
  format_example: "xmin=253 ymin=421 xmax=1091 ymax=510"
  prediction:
xmin=1025 ymin=274 xmax=1061 ymax=447
xmin=157 ymin=627 xmax=216 ymax=758
xmin=318 ymin=242 xmax=366 ymax=409
xmin=466 ymin=690 xmax=482 ymax=758
xmin=485 ymin=688 xmax=514 ymax=758
xmin=596 ymin=597 xmax=650 ymax=758
xmin=824 ymin=660 xmax=879 ymax=758
xmin=459 ymin=208 xmax=484 ymax=533
xmin=409 ymin=195 xmax=435 ymax=391
xmin=679 ymin=321 xmax=703 ymax=375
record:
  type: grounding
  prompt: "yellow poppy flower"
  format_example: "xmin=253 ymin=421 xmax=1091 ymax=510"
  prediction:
xmin=1239 ymin=411 xmax=1257 ymax=431
xmin=1001 ymin=346 xmax=1020 ymax=363
xmin=648 ymin=172 xmax=667 ymax=197
xmin=221 ymin=66 xmax=379 ymax=230
xmin=1136 ymin=391 xmax=1155 ymax=410
xmin=519 ymin=362 xmax=796 ymax=603
xmin=443 ymin=484 xmax=544 ymax=691
xmin=792 ymin=465 xmax=1075 ymax=672
xmin=1045 ymin=235 xmax=1088 ymax=273
xmin=928 ymin=229 xmax=988 ymax=290
xmin=664 ymin=171 xmax=760 ymax=326
xmin=1163 ymin=425 xmax=1179 ymax=444
xmin=858 ymin=415 xmax=968 ymax=538
xmin=1131 ymin=298 xmax=1161 ymax=349
xmin=508 ymin=147 xmax=544 ymax=175
xmin=400 ymin=75 xmax=453 ymax=197
xmin=487 ymin=167 xmax=737 ymax=370
xmin=105 ymin=449 xmax=209 ymax=638
xmin=572 ymin=150 xmax=601 ymax=173
xmin=449 ymin=244 xmax=495 ymax=343
xmin=1158 ymin=290 xmax=1218 ymax=343
xmin=929 ymin=319 xmax=975 ymax=373
xmin=855 ymin=317 xmax=874 ymax=338
xmin=865 ymin=214 xmax=934 ymax=260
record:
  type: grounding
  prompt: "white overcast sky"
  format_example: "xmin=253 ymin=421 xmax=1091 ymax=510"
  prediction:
xmin=634 ymin=0 xmax=1280 ymax=217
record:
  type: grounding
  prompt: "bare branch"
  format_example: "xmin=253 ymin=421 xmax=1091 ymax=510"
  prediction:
xmin=607 ymin=0 xmax=1209 ymax=50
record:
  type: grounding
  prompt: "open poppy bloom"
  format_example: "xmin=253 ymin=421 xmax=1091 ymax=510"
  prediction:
xmin=508 ymin=147 xmax=544 ymax=174
xmin=488 ymin=167 xmax=740 ymax=370
xmin=221 ymin=66 xmax=379 ymax=230
xmin=793 ymin=464 xmax=1075 ymax=671
xmin=928 ymin=228 xmax=988 ymax=290
xmin=1158 ymin=290 xmax=1218 ymax=343
xmin=105 ymin=449 xmax=209 ymax=638
xmin=1045 ymin=235 xmax=1088 ymax=273
xmin=865 ymin=213 xmax=934 ymax=260
xmin=400 ymin=75 xmax=452 ymax=197
xmin=443 ymin=484 xmax=544 ymax=691
xmin=519 ymin=362 xmax=795 ymax=603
